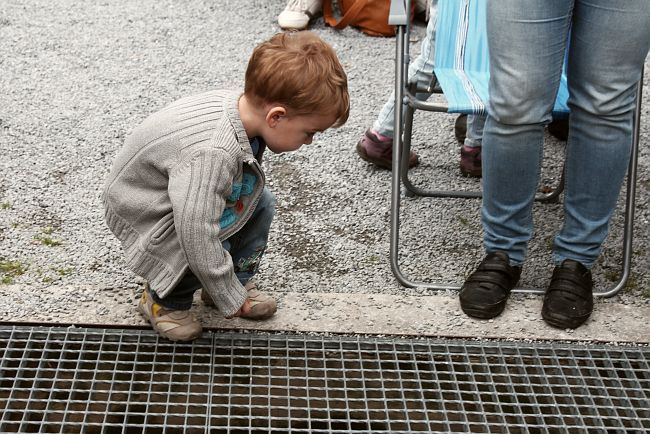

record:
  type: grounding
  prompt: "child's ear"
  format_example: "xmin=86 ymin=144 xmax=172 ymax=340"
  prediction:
xmin=266 ymin=106 xmax=287 ymax=128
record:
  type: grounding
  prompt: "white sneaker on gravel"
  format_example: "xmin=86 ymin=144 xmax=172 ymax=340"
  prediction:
xmin=278 ymin=0 xmax=322 ymax=30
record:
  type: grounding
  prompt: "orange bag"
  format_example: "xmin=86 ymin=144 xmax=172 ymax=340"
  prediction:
xmin=323 ymin=0 xmax=409 ymax=37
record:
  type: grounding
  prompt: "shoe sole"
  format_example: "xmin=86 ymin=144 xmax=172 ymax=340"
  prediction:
xmin=356 ymin=141 xmax=393 ymax=170
xmin=460 ymin=301 xmax=506 ymax=319
xmin=542 ymin=309 xmax=591 ymax=329
xmin=137 ymin=301 xmax=202 ymax=342
xmin=240 ymin=303 xmax=277 ymax=320
xmin=460 ymin=167 xmax=482 ymax=178
xmin=278 ymin=11 xmax=322 ymax=30
xmin=356 ymin=141 xmax=419 ymax=170
xmin=279 ymin=23 xmax=309 ymax=30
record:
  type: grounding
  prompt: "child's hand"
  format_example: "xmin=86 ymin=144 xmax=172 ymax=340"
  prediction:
xmin=224 ymin=283 xmax=276 ymax=320
xmin=224 ymin=299 xmax=252 ymax=319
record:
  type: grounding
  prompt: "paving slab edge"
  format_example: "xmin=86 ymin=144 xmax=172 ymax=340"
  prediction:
xmin=2 ymin=289 xmax=648 ymax=344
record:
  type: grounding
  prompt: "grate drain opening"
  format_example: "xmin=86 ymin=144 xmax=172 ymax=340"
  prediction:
xmin=1 ymin=326 xmax=649 ymax=433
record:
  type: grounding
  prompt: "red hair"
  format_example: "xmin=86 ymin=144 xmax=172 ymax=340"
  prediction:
xmin=244 ymin=31 xmax=349 ymax=127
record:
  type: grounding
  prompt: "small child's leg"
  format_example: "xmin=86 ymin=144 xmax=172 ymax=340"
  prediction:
xmin=150 ymin=272 xmax=201 ymax=310
xmin=227 ymin=187 xmax=275 ymax=285
xmin=202 ymin=187 xmax=277 ymax=320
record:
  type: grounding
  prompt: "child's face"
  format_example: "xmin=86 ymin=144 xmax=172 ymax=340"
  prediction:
xmin=264 ymin=111 xmax=337 ymax=154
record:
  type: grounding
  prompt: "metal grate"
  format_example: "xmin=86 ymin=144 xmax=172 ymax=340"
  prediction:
xmin=0 ymin=325 xmax=648 ymax=433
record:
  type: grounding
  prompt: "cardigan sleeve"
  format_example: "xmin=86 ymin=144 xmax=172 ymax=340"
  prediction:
xmin=168 ymin=148 xmax=247 ymax=317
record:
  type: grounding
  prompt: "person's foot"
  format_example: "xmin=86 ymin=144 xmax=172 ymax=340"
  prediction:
xmin=460 ymin=145 xmax=481 ymax=178
xmin=238 ymin=282 xmax=278 ymax=320
xmin=459 ymin=251 xmax=521 ymax=319
xmin=202 ymin=281 xmax=277 ymax=320
xmin=138 ymin=283 xmax=202 ymax=342
xmin=278 ymin=0 xmax=322 ymax=30
xmin=542 ymin=260 xmax=593 ymax=329
xmin=356 ymin=128 xmax=419 ymax=170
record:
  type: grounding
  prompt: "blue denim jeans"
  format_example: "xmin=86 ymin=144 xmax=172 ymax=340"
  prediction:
xmin=153 ymin=187 xmax=276 ymax=310
xmin=373 ymin=1 xmax=485 ymax=147
xmin=482 ymin=0 xmax=650 ymax=267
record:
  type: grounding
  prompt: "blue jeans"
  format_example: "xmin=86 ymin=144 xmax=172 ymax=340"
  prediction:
xmin=154 ymin=187 xmax=276 ymax=310
xmin=482 ymin=0 xmax=650 ymax=267
xmin=373 ymin=0 xmax=485 ymax=147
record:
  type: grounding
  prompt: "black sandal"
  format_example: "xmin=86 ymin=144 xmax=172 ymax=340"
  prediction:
xmin=460 ymin=251 xmax=522 ymax=319
xmin=542 ymin=260 xmax=593 ymax=329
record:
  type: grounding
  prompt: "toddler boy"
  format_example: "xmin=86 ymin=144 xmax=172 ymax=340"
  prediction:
xmin=103 ymin=31 xmax=349 ymax=341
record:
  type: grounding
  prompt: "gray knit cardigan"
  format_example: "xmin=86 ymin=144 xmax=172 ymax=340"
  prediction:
xmin=102 ymin=90 xmax=265 ymax=317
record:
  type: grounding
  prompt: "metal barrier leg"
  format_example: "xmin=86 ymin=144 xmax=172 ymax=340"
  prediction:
xmin=390 ymin=23 xmax=460 ymax=290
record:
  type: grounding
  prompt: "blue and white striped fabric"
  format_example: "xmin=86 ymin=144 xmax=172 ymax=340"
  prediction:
xmin=433 ymin=0 xmax=569 ymax=116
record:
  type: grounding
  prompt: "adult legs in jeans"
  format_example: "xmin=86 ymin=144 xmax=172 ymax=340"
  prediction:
xmin=483 ymin=0 xmax=649 ymax=266
xmin=461 ymin=0 xmax=650 ymax=327
xmin=152 ymin=187 xmax=276 ymax=310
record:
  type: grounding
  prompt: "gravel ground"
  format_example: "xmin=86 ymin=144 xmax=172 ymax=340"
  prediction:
xmin=1 ymin=0 xmax=649 ymax=334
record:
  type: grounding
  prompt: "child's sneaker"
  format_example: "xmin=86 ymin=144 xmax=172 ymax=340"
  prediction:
xmin=138 ymin=283 xmax=202 ymax=342
xmin=243 ymin=283 xmax=277 ymax=319
xmin=460 ymin=145 xmax=481 ymax=178
xmin=278 ymin=0 xmax=322 ymax=30
xmin=356 ymin=129 xmax=419 ymax=170
xmin=202 ymin=281 xmax=277 ymax=320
